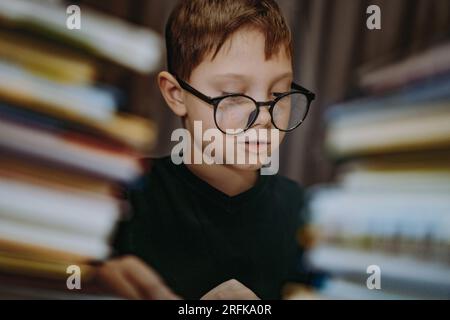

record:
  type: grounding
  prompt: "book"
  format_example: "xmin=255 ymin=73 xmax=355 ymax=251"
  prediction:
xmin=0 ymin=117 xmax=144 ymax=182
xmin=0 ymin=252 xmax=95 ymax=281
xmin=337 ymin=162 xmax=450 ymax=193
xmin=0 ymin=30 xmax=96 ymax=84
xmin=0 ymin=154 xmax=116 ymax=197
xmin=0 ymin=176 xmax=122 ymax=239
xmin=0 ymin=272 xmax=118 ymax=300
xmin=0 ymin=0 xmax=163 ymax=73
xmin=0 ymin=218 xmax=111 ymax=260
xmin=326 ymin=72 xmax=450 ymax=124
xmin=307 ymin=43 xmax=450 ymax=299
xmin=325 ymin=101 xmax=450 ymax=157
xmin=0 ymin=238 xmax=97 ymax=265
xmin=307 ymin=246 xmax=450 ymax=299
xmin=0 ymin=0 xmax=162 ymax=299
xmin=284 ymin=279 xmax=418 ymax=300
xmin=309 ymin=187 xmax=450 ymax=243
xmin=0 ymin=102 xmax=157 ymax=152
xmin=359 ymin=42 xmax=450 ymax=93
xmin=0 ymin=61 xmax=117 ymax=122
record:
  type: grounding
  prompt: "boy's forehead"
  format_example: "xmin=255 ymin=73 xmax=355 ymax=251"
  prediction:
xmin=216 ymin=28 xmax=290 ymax=63
xmin=211 ymin=72 xmax=293 ymax=84
xmin=193 ymin=28 xmax=292 ymax=81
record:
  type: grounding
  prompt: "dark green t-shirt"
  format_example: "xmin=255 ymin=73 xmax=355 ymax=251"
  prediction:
xmin=113 ymin=156 xmax=306 ymax=299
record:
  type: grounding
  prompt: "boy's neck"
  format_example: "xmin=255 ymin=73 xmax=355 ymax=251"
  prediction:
xmin=185 ymin=162 xmax=258 ymax=197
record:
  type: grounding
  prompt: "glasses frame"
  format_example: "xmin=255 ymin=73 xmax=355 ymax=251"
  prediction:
xmin=175 ymin=76 xmax=315 ymax=134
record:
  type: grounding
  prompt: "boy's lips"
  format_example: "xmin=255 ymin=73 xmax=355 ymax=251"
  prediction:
xmin=241 ymin=140 xmax=271 ymax=146
xmin=241 ymin=141 xmax=271 ymax=145
xmin=239 ymin=141 xmax=272 ymax=153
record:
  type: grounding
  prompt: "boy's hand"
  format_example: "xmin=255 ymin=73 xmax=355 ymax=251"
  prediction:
xmin=201 ymin=279 xmax=260 ymax=300
xmin=94 ymin=255 xmax=181 ymax=300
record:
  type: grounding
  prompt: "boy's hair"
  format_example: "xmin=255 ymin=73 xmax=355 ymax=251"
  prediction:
xmin=165 ymin=0 xmax=293 ymax=80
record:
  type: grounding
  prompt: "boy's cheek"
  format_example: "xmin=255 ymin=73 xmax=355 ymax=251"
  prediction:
xmin=184 ymin=99 xmax=217 ymax=129
xmin=277 ymin=131 xmax=286 ymax=146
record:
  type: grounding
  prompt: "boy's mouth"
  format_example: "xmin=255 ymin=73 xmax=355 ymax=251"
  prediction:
xmin=241 ymin=140 xmax=271 ymax=153
xmin=244 ymin=141 xmax=270 ymax=146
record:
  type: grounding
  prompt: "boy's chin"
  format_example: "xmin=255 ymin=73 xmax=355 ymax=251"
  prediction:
xmin=220 ymin=149 xmax=273 ymax=172
xmin=227 ymin=162 xmax=265 ymax=172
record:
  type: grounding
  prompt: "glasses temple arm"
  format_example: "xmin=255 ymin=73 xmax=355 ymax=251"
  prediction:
xmin=291 ymin=82 xmax=316 ymax=100
xmin=175 ymin=76 xmax=214 ymax=104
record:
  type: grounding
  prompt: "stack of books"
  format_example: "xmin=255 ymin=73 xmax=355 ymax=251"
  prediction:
xmin=306 ymin=42 xmax=450 ymax=299
xmin=0 ymin=0 xmax=161 ymax=298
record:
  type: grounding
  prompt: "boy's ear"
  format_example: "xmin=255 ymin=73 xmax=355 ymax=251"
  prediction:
xmin=157 ymin=71 xmax=187 ymax=117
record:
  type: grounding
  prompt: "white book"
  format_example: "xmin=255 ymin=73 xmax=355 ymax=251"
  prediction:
xmin=339 ymin=169 xmax=450 ymax=193
xmin=0 ymin=0 xmax=163 ymax=73
xmin=0 ymin=61 xmax=116 ymax=122
xmin=325 ymin=102 xmax=450 ymax=156
xmin=0 ymin=218 xmax=111 ymax=260
xmin=310 ymin=187 xmax=450 ymax=242
xmin=314 ymin=278 xmax=415 ymax=300
xmin=0 ymin=177 xmax=121 ymax=239
xmin=308 ymin=246 xmax=450 ymax=299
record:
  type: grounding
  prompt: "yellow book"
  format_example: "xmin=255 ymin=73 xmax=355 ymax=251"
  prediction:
xmin=0 ymin=239 xmax=95 ymax=266
xmin=0 ymin=91 xmax=157 ymax=152
xmin=0 ymin=31 xmax=96 ymax=84
xmin=0 ymin=251 xmax=95 ymax=281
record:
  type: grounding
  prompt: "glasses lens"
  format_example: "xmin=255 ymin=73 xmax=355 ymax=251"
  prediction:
xmin=216 ymin=95 xmax=257 ymax=133
xmin=272 ymin=93 xmax=309 ymax=131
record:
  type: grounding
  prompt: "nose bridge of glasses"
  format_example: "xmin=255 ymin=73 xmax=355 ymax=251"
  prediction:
xmin=251 ymin=101 xmax=274 ymax=127
xmin=252 ymin=102 xmax=272 ymax=125
xmin=255 ymin=100 xmax=275 ymax=108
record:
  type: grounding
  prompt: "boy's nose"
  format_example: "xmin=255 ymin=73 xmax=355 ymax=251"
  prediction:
xmin=252 ymin=106 xmax=272 ymax=129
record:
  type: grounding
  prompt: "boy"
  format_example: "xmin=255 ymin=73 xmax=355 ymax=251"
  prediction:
xmin=95 ymin=0 xmax=314 ymax=300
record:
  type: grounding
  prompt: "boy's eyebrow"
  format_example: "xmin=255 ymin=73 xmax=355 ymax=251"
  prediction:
xmin=270 ymin=72 xmax=294 ymax=87
xmin=213 ymin=73 xmax=250 ymax=81
xmin=212 ymin=71 xmax=293 ymax=83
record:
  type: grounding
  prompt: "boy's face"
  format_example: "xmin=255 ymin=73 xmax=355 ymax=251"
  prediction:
xmin=183 ymin=28 xmax=293 ymax=171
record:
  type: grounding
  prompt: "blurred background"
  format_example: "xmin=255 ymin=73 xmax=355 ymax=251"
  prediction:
xmin=0 ymin=0 xmax=449 ymax=299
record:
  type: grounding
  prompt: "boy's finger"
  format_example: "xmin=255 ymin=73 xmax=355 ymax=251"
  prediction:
xmin=96 ymin=263 xmax=142 ymax=300
xmin=121 ymin=256 xmax=181 ymax=300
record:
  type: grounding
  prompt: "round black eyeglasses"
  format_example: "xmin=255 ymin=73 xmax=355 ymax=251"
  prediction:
xmin=175 ymin=76 xmax=315 ymax=135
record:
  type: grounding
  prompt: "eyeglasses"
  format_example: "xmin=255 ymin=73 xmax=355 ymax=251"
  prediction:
xmin=175 ymin=76 xmax=315 ymax=135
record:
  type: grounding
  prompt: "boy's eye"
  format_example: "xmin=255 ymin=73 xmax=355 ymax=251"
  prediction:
xmin=220 ymin=91 xmax=288 ymax=98
xmin=221 ymin=91 xmax=242 ymax=96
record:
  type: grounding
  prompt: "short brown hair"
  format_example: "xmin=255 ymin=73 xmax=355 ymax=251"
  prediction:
xmin=165 ymin=0 xmax=293 ymax=80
